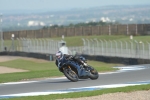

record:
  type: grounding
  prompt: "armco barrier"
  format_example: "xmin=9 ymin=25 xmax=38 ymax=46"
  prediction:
xmin=82 ymin=54 xmax=150 ymax=65
xmin=0 ymin=52 xmax=149 ymax=65
xmin=0 ymin=52 xmax=55 ymax=61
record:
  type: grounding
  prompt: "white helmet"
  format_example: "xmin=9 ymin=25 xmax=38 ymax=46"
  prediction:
xmin=55 ymin=51 xmax=63 ymax=59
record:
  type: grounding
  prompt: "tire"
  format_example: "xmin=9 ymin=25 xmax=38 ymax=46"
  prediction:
xmin=63 ymin=67 xmax=79 ymax=82
xmin=88 ymin=66 xmax=99 ymax=80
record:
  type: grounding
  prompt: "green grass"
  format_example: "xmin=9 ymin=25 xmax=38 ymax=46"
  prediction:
xmin=4 ymin=35 xmax=148 ymax=47
xmin=87 ymin=60 xmax=119 ymax=72
xmin=0 ymin=59 xmax=120 ymax=83
xmin=51 ymin=35 xmax=150 ymax=47
xmin=5 ymin=84 xmax=150 ymax=100
xmin=0 ymin=59 xmax=61 ymax=83
xmin=0 ymin=59 xmax=55 ymax=71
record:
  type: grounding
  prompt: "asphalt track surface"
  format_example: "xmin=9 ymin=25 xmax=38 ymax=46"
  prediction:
xmin=0 ymin=64 xmax=150 ymax=98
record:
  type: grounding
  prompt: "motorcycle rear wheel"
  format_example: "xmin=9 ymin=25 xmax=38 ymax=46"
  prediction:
xmin=63 ymin=67 xmax=79 ymax=82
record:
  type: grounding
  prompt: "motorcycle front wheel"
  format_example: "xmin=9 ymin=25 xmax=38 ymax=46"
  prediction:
xmin=63 ymin=67 xmax=79 ymax=82
xmin=88 ymin=66 xmax=99 ymax=80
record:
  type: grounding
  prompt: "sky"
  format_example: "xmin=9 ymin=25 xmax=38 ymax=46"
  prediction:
xmin=0 ymin=0 xmax=150 ymax=13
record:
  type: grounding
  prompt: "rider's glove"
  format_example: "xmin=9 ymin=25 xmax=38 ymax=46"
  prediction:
xmin=68 ymin=55 xmax=73 ymax=60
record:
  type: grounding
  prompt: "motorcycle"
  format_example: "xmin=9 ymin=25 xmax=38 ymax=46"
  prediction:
xmin=58 ymin=55 xmax=99 ymax=82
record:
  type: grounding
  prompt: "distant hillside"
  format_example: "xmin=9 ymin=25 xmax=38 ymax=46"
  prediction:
xmin=2 ymin=5 xmax=150 ymax=31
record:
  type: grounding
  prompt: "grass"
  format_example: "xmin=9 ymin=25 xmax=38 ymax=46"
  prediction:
xmin=5 ymin=84 xmax=150 ymax=100
xmin=52 ymin=35 xmax=150 ymax=47
xmin=0 ymin=59 xmax=56 ymax=71
xmin=0 ymin=59 xmax=61 ymax=83
xmin=0 ymin=59 xmax=120 ymax=83
xmin=3 ymin=35 xmax=150 ymax=48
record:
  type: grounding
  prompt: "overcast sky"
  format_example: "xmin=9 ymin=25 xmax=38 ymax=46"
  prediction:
xmin=0 ymin=0 xmax=150 ymax=12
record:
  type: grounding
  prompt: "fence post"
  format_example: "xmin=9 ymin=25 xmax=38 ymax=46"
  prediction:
xmin=104 ymin=39 xmax=107 ymax=55
xmin=109 ymin=40 xmax=113 ymax=56
xmin=113 ymin=40 xmax=117 ymax=57
xmin=119 ymin=40 xmax=123 ymax=57
xmin=134 ymin=40 xmax=139 ymax=58
xmin=129 ymin=40 xmax=133 ymax=58
xmin=139 ymin=41 xmax=144 ymax=58
xmin=82 ymin=38 xmax=86 ymax=46
xmin=16 ymin=38 xmax=20 ymax=51
xmin=82 ymin=38 xmax=86 ymax=54
xmin=94 ymin=38 xmax=99 ymax=55
xmin=27 ymin=38 xmax=30 ymax=52
xmin=125 ymin=41 xmax=128 ymax=57
xmin=99 ymin=39 xmax=104 ymax=55
xmin=147 ymin=42 xmax=150 ymax=59
xmin=90 ymin=39 xmax=94 ymax=55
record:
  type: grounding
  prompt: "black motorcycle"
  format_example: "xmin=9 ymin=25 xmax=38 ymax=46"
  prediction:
xmin=58 ymin=55 xmax=99 ymax=82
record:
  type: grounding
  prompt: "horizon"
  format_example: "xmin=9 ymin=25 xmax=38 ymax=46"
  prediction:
xmin=0 ymin=0 xmax=150 ymax=14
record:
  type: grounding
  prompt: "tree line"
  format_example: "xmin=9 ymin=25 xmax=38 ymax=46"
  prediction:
xmin=42 ymin=21 xmax=119 ymax=29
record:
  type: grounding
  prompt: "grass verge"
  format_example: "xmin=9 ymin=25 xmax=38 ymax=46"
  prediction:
xmin=0 ymin=59 xmax=120 ymax=83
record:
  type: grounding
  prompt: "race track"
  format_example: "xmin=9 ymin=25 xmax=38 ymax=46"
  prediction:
xmin=0 ymin=64 xmax=150 ymax=99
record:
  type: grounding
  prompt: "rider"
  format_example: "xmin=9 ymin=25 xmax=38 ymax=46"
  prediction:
xmin=55 ymin=51 xmax=87 ymax=72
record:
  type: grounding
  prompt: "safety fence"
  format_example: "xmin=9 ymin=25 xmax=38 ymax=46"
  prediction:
xmin=16 ymin=38 xmax=59 ymax=54
xmin=82 ymin=38 xmax=150 ymax=59
xmin=1 ymin=38 xmax=150 ymax=60
xmin=14 ymin=38 xmax=83 ymax=55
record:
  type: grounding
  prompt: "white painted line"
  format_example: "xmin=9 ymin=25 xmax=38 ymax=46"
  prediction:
xmin=1 ymin=81 xmax=38 ymax=85
xmin=0 ymin=91 xmax=69 ymax=97
xmin=0 ymin=80 xmax=150 ymax=98
xmin=99 ymin=65 xmax=146 ymax=75
xmin=114 ymin=66 xmax=146 ymax=72
xmin=0 ymin=77 xmax=66 ymax=85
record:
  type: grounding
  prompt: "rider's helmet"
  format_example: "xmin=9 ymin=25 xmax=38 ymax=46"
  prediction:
xmin=55 ymin=51 xmax=63 ymax=59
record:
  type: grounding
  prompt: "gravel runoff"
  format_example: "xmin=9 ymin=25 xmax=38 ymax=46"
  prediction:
xmin=58 ymin=90 xmax=150 ymax=100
